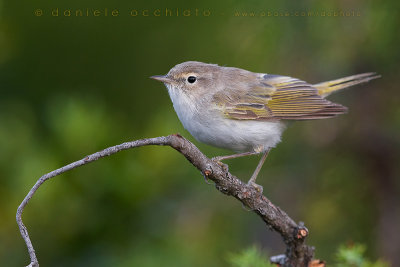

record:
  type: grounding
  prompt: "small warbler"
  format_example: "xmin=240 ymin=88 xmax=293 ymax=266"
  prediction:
xmin=151 ymin=61 xmax=380 ymax=191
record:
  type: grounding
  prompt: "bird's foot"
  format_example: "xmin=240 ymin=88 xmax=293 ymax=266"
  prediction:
xmin=247 ymin=181 xmax=263 ymax=194
xmin=211 ymin=157 xmax=229 ymax=172
xmin=211 ymin=155 xmax=225 ymax=162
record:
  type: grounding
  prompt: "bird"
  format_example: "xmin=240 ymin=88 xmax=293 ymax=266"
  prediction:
xmin=151 ymin=61 xmax=380 ymax=191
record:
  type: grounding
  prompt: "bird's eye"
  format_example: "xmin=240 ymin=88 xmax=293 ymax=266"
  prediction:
xmin=187 ymin=76 xmax=196 ymax=83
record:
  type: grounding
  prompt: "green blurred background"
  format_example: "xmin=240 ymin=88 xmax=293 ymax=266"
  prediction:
xmin=1 ymin=0 xmax=399 ymax=266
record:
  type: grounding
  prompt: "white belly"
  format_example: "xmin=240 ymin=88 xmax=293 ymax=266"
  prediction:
xmin=167 ymin=86 xmax=285 ymax=152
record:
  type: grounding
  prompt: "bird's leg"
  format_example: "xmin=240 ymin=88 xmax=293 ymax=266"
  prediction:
xmin=212 ymin=151 xmax=259 ymax=162
xmin=212 ymin=151 xmax=259 ymax=172
xmin=247 ymin=150 xmax=270 ymax=193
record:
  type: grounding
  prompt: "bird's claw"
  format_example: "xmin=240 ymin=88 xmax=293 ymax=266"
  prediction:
xmin=211 ymin=157 xmax=229 ymax=172
xmin=247 ymin=181 xmax=263 ymax=194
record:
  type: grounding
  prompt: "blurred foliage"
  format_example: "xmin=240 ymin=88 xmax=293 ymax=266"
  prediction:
xmin=0 ymin=0 xmax=399 ymax=266
xmin=335 ymin=244 xmax=389 ymax=267
xmin=228 ymin=244 xmax=389 ymax=267
xmin=227 ymin=246 xmax=274 ymax=267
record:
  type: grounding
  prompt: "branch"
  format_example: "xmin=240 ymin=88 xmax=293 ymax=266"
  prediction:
xmin=17 ymin=134 xmax=314 ymax=267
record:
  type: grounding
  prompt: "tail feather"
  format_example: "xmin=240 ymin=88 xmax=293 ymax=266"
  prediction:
xmin=314 ymin=72 xmax=381 ymax=98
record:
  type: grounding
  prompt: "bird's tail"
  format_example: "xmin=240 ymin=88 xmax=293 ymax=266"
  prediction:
xmin=314 ymin=72 xmax=381 ymax=98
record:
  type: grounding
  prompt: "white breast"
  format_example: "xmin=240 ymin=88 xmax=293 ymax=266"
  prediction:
xmin=167 ymin=85 xmax=285 ymax=153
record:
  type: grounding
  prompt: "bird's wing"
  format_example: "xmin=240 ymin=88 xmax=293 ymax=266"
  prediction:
xmin=213 ymin=74 xmax=348 ymax=121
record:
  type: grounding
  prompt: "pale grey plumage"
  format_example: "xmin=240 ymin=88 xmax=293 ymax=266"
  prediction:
xmin=151 ymin=61 xmax=380 ymax=189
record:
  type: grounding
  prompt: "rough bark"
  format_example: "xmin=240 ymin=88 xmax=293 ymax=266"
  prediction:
xmin=17 ymin=134 xmax=314 ymax=267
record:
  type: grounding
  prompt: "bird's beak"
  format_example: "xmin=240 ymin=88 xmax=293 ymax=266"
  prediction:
xmin=150 ymin=75 xmax=173 ymax=84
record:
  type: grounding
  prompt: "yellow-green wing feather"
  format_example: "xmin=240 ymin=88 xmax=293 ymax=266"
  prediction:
xmin=217 ymin=74 xmax=348 ymax=121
